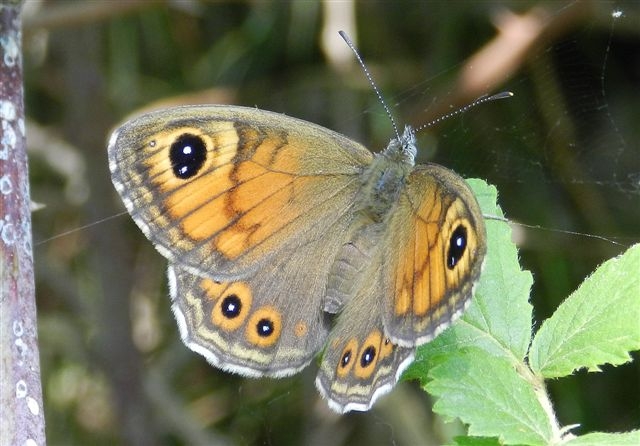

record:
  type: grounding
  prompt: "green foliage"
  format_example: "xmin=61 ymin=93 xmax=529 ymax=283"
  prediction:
xmin=450 ymin=436 xmax=503 ymax=446
xmin=529 ymin=242 xmax=640 ymax=378
xmin=405 ymin=179 xmax=640 ymax=445
xmin=563 ymin=431 xmax=640 ymax=445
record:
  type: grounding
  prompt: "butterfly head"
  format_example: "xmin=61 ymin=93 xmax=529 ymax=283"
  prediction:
xmin=383 ymin=125 xmax=417 ymax=166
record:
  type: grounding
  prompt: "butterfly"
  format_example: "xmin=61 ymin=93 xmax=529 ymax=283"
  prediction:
xmin=108 ymin=30 xmax=487 ymax=414
xmin=107 ymin=101 xmax=486 ymax=413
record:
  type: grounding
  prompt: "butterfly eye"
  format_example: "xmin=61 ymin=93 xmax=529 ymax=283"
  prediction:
xmin=170 ymin=133 xmax=207 ymax=179
xmin=220 ymin=294 xmax=242 ymax=319
xmin=207 ymin=281 xmax=252 ymax=331
xmin=256 ymin=318 xmax=274 ymax=337
xmin=245 ymin=307 xmax=282 ymax=347
xmin=447 ymin=225 xmax=468 ymax=269
xmin=336 ymin=339 xmax=359 ymax=377
xmin=340 ymin=350 xmax=352 ymax=368
xmin=360 ymin=345 xmax=377 ymax=368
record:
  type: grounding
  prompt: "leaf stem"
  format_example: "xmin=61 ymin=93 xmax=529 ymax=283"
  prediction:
xmin=518 ymin=362 xmax=563 ymax=445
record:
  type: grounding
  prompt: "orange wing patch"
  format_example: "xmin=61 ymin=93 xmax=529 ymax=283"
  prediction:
xmin=141 ymin=121 xmax=338 ymax=261
xmin=353 ymin=330 xmax=383 ymax=380
xmin=201 ymin=279 xmax=253 ymax=332
xmin=336 ymin=338 xmax=359 ymax=378
xmin=245 ymin=306 xmax=283 ymax=347
xmin=393 ymin=189 xmax=478 ymax=322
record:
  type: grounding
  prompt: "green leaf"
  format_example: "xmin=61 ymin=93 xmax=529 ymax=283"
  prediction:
xmin=450 ymin=435 xmax=503 ymax=446
xmin=461 ymin=179 xmax=533 ymax=362
xmin=426 ymin=348 xmax=553 ymax=445
xmin=564 ymin=431 xmax=640 ymax=445
xmin=529 ymin=244 xmax=640 ymax=378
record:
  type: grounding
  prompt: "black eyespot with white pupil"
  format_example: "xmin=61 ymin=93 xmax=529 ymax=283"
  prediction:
xmin=447 ymin=225 xmax=468 ymax=269
xmin=169 ymin=133 xmax=207 ymax=179
xmin=256 ymin=318 xmax=274 ymax=337
xmin=221 ymin=294 xmax=241 ymax=318
xmin=341 ymin=350 xmax=352 ymax=368
xmin=360 ymin=346 xmax=376 ymax=368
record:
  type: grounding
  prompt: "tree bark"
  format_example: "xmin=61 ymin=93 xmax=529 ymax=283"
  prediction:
xmin=0 ymin=1 xmax=47 ymax=445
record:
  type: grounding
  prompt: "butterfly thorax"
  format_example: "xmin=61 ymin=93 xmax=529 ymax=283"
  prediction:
xmin=357 ymin=126 xmax=417 ymax=223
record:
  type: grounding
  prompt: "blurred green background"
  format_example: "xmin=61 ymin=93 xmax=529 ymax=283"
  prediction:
xmin=23 ymin=1 xmax=638 ymax=445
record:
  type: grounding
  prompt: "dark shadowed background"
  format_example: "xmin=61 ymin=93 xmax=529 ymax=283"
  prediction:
xmin=24 ymin=1 xmax=639 ymax=445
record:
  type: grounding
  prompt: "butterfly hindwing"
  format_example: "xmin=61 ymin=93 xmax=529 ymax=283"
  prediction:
xmin=316 ymin=270 xmax=416 ymax=413
xmin=381 ymin=165 xmax=487 ymax=346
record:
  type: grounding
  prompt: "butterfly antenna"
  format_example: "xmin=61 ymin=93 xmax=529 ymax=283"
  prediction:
xmin=339 ymin=30 xmax=401 ymax=141
xmin=416 ymin=91 xmax=514 ymax=132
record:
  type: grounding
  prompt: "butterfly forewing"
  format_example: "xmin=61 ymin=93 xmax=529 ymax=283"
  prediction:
xmin=108 ymin=105 xmax=373 ymax=280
